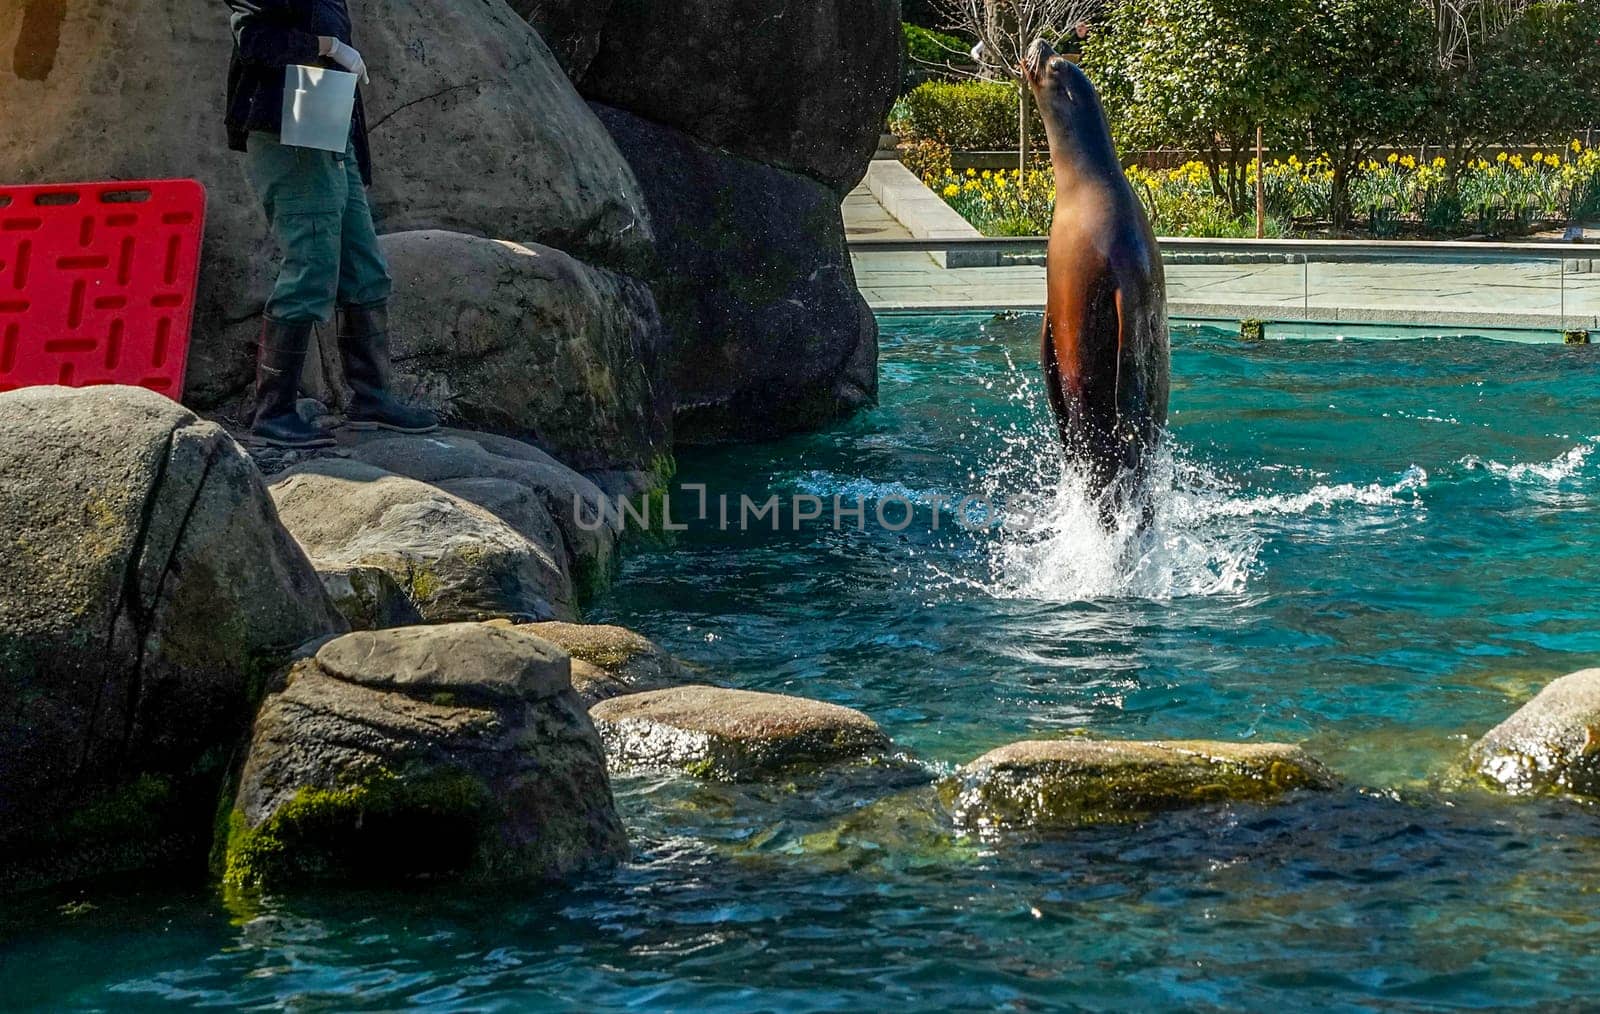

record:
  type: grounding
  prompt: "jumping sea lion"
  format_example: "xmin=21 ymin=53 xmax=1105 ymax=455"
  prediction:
xmin=1023 ymin=38 xmax=1170 ymax=510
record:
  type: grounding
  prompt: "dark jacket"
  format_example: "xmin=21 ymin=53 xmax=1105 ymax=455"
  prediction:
xmin=224 ymin=0 xmax=373 ymax=184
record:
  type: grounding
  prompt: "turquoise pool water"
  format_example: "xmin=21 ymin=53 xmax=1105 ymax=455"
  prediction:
xmin=5 ymin=313 xmax=1600 ymax=1010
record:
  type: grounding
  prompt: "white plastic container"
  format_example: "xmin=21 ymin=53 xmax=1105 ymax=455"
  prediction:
xmin=280 ymin=65 xmax=358 ymax=153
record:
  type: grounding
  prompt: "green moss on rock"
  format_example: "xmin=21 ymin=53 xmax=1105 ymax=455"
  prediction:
xmin=64 ymin=774 xmax=173 ymax=840
xmin=4 ymin=772 xmax=207 ymax=894
xmin=224 ymin=767 xmax=494 ymax=889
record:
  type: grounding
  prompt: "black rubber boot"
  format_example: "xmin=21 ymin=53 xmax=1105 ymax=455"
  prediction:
xmin=251 ymin=318 xmax=335 ymax=448
xmin=338 ymin=303 xmax=439 ymax=434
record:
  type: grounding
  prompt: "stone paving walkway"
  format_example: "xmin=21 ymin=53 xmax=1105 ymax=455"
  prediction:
xmin=843 ymin=180 xmax=1600 ymax=333
xmin=844 ymin=184 xmax=912 ymax=241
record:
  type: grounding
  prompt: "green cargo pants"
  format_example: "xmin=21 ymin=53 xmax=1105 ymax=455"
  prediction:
xmin=245 ymin=131 xmax=392 ymax=324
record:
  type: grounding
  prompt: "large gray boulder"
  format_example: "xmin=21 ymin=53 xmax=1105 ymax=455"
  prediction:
xmin=341 ymin=430 xmax=623 ymax=596
xmin=0 ymin=1 xmax=274 ymax=407
xmin=593 ymin=106 xmax=879 ymax=444
xmin=1470 ymin=669 xmax=1600 ymax=796
xmin=506 ymin=0 xmax=614 ymax=79
xmin=942 ymin=739 xmax=1336 ymax=833
xmin=225 ymin=623 xmax=627 ymax=887
xmin=0 ymin=386 xmax=344 ymax=892
xmin=375 ymin=230 xmax=670 ymax=473
xmin=0 ymin=0 xmax=652 ymax=407
xmin=590 ymin=686 xmax=890 ymax=780
xmin=269 ymin=459 xmax=576 ymax=623
xmin=316 ymin=565 xmax=426 ymax=632
xmin=352 ymin=0 xmax=652 ymax=272
xmin=578 ymin=0 xmax=902 ymax=193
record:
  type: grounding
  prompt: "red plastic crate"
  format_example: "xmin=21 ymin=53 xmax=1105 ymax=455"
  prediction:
xmin=0 ymin=179 xmax=206 ymax=397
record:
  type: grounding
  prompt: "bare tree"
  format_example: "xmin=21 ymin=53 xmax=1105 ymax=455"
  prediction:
xmin=1418 ymin=0 xmax=1532 ymax=68
xmin=927 ymin=0 xmax=1104 ymax=173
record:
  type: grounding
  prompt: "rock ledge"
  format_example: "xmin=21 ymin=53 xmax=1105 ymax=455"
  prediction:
xmin=516 ymin=621 xmax=689 ymax=706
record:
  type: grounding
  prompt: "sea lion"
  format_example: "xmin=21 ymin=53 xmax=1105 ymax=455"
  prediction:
xmin=1023 ymin=38 xmax=1170 ymax=510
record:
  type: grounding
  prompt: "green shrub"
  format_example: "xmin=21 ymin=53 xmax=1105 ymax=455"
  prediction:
xmin=893 ymin=79 xmax=1045 ymax=151
xmin=901 ymin=23 xmax=973 ymax=94
xmin=904 ymin=24 xmax=970 ymax=71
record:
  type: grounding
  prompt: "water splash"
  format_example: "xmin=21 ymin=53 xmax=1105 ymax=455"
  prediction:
xmin=969 ymin=448 xmax=1431 ymax=603
xmin=968 ymin=447 xmax=1248 ymax=601
xmin=931 ymin=341 xmax=1431 ymax=602
xmin=1460 ymin=438 xmax=1596 ymax=485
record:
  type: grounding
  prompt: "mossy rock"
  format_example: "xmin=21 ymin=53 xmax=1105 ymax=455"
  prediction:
xmin=515 ymin=621 xmax=690 ymax=706
xmin=590 ymin=685 xmax=890 ymax=780
xmin=224 ymin=768 xmax=496 ymax=888
xmin=315 ymin=564 xmax=424 ymax=631
xmin=1470 ymin=668 xmax=1600 ymax=797
xmin=336 ymin=431 xmax=624 ymax=601
xmin=941 ymin=738 xmax=1337 ymax=832
xmin=0 ymin=386 xmax=344 ymax=894
xmin=224 ymin=625 xmax=626 ymax=890
xmin=270 ymin=459 xmax=576 ymax=623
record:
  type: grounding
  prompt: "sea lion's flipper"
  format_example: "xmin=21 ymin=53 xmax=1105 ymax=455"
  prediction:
xmin=1111 ymin=281 xmax=1151 ymax=430
xmin=1041 ymin=317 xmax=1071 ymax=445
xmin=1111 ymin=283 xmax=1151 ymax=480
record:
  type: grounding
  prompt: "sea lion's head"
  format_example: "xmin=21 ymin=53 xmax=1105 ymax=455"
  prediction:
xmin=1022 ymin=39 xmax=1115 ymax=169
xmin=1022 ymin=39 xmax=1070 ymax=93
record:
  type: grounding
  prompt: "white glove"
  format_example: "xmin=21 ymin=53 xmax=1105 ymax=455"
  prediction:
xmin=322 ymin=38 xmax=369 ymax=84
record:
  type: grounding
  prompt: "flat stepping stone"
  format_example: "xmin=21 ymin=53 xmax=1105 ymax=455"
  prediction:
xmin=943 ymin=738 xmax=1335 ymax=831
xmin=1471 ymin=668 xmax=1600 ymax=796
xmin=589 ymin=686 xmax=889 ymax=780
xmin=316 ymin=623 xmax=571 ymax=706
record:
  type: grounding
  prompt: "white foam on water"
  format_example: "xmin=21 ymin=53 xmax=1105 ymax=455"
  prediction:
xmin=1460 ymin=438 xmax=1597 ymax=485
xmin=968 ymin=448 xmax=1431 ymax=603
xmin=793 ymin=472 xmax=949 ymax=506
xmin=935 ymin=343 xmax=1437 ymax=607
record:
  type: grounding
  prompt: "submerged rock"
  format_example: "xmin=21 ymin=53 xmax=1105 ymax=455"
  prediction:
xmin=517 ymin=621 xmax=690 ymax=706
xmin=270 ymin=459 xmax=575 ymax=623
xmin=943 ymin=739 xmax=1336 ymax=832
xmin=795 ymin=787 xmax=978 ymax=875
xmin=0 ymin=386 xmax=344 ymax=893
xmin=225 ymin=623 xmax=626 ymax=888
xmin=1470 ymin=669 xmax=1600 ymax=796
xmin=590 ymin=686 xmax=889 ymax=780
